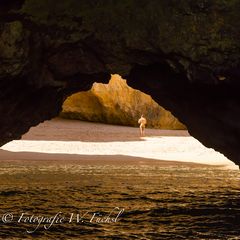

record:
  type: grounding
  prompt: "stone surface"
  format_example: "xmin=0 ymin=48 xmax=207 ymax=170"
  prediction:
xmin=0 ymin=1 xmax=240 ymax=164
xmin=61 ymin=75 xmax=185 ymax=129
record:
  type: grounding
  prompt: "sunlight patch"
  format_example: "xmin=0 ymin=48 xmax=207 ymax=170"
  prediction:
xmin=1 ymin=136 xmax=238 ymax=170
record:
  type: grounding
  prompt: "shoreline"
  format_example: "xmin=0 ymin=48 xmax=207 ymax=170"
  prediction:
xmin=0 ymin=149 xmax=220 ymax=168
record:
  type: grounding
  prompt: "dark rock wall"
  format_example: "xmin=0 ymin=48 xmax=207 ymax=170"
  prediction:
xmin=0 ymin=1 xmax=240 ymax=164
xmin=127 ymin=63 xmax=240 ymax=165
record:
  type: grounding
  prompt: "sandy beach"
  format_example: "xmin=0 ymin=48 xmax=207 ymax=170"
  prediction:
xmin=0 ymin=118 xmax=237 ymax=169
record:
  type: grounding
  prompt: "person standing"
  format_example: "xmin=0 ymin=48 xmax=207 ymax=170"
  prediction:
xmin=138 ymin=114 xmax=147 ymax=137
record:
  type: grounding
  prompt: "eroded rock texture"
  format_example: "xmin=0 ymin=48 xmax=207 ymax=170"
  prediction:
xmin=1 ymin=1 xmax=240 ymax=164
xmin=61 ymin=74 xmax=185 ymax=129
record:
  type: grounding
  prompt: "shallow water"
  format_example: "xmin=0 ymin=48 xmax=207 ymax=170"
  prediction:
xmin=0 ymin=162 xmax=240 ymax=239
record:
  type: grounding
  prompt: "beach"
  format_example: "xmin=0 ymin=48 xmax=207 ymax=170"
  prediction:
xmin=0 ymin=118 xmax=238 ymax=169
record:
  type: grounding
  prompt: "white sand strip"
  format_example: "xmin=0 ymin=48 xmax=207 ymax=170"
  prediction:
xmin=1 ymin=136 xmax=238 ymax=169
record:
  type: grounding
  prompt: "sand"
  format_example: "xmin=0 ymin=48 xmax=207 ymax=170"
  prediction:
xmin=0 ymin=118 xmax=238 ymax=169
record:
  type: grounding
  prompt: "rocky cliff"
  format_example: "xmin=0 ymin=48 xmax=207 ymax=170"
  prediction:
xmin=61 ymin=75 xmax=185 ymax=129
xmin=1 ymin=1 xmax=240 ymax=165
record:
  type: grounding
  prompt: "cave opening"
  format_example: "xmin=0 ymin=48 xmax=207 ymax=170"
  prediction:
xmin=0 ymin=72 xmax=237 ymax=170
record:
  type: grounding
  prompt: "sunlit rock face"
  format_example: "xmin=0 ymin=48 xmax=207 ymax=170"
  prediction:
xmin=1 ymin=1 xmax=240 ymax=165
xmin=61 ymin=75 xmax=185 ymax=129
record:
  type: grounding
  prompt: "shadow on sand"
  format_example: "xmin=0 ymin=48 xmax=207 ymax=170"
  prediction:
xmin=0 ymin=149 xmax=224 ymax=169
xmin=21 ymin=118 xmax=189 ymax=142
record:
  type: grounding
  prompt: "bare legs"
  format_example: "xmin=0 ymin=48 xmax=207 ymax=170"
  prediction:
xmin=140 ymin=125 xmax=145 ymax=137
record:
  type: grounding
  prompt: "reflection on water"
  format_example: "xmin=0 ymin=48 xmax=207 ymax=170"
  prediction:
xmin=0 ymin=162 xmax=240 ymax=239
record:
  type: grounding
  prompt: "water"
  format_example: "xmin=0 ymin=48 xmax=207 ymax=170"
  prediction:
xmin=0 ymin=161 xmax=239 ymax=239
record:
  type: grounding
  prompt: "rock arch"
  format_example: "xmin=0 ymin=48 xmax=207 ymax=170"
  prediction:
xmin=1 ymin=0 xmax=240 ymax=165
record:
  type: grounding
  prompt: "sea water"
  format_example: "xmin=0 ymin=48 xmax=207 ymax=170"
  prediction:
xmin=0 ymin=162 xmax=239 ymax=239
